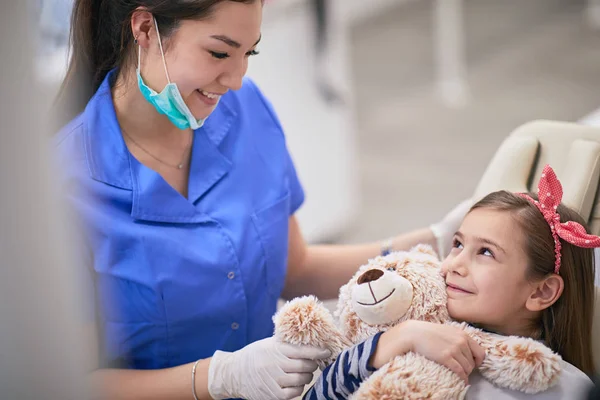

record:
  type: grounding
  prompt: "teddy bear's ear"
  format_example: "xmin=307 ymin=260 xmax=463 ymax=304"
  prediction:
xmin=410 ymin=244 xmax=439 ymax=259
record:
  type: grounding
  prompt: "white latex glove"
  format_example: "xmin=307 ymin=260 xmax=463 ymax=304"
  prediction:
xmin=429 ymin=198 xmax=474 ymax=258
xmin=208 ymin=337 xmax=331 ymax=400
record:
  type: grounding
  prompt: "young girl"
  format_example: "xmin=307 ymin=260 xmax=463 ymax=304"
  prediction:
xmin=305 ymin=165 xmax=597 ymax=399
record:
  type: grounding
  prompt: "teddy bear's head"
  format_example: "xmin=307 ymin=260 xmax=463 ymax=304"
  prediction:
xmin=335 ymin=244 xmax=451 ymax=343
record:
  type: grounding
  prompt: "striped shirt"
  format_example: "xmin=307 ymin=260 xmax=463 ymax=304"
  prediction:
xmin=303 ymin=332 xmax=382 ymax=400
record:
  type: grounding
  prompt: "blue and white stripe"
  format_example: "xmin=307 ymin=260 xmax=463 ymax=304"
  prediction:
xmin=303 ymin=332 xmax=383 ymax=400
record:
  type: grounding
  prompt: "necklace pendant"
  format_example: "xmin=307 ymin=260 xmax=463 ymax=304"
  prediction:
xmin=177 ymin=164 xmax=183 ymax=169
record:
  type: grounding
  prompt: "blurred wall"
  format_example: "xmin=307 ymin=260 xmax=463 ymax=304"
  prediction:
xmin=247 ymin=0 xmax=361 ymax=243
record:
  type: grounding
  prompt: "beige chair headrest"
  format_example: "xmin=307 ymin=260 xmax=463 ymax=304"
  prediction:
xmin=473 ymin=120 xmax=600 ymax=234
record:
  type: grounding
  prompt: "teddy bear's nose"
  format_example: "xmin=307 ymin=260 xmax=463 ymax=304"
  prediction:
xmin=357 ymin=269 xmax=384 ymax=285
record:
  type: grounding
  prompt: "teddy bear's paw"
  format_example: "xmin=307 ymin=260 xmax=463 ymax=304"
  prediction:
xmin=351 ymin=352 xmax=467 ymax=400
xmin=479 ymin=336 xmax=562 ymax=393
xmin=273 ymin=295 xmax=350 ymax=368
xmin=273 ymin=296 xmax=333 ymax=344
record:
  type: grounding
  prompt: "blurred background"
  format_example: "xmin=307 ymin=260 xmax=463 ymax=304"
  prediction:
xmin=35 ymin=0 xmax=600 ymax=246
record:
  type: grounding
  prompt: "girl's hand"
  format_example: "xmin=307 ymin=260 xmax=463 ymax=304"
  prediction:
xmin=369 ymin=320 xmax=485 ymax=383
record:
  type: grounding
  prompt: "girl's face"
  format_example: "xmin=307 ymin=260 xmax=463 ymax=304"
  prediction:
xmin=440 ymin=208 xmax=539 ymax=336
xmin=140 ymin=1 xmax=263 ymax=120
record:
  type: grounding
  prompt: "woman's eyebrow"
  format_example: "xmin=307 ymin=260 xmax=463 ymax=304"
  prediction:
xmin=210 ymin=34 xmax=262 ymax=49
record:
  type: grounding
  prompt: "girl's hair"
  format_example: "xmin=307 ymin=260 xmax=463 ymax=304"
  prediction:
xmin=471 ymin=190 xmax=596 ymax=376
xmin=53 ymin=0 xmax=257 ymax=129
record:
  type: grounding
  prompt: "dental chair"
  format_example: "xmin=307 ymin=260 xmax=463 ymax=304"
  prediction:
xmin=471 ymin=119 xmax=600 ymax=373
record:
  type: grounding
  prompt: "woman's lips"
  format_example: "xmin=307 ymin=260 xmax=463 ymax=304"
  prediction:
xmin=196 ymin=89 xmax=222 ymax=106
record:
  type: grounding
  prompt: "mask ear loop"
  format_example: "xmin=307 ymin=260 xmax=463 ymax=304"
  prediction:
xmin=153 ymin=17 xmax=172 ymax=83
xmin=136 ymin=36 xmax=141 ymax=70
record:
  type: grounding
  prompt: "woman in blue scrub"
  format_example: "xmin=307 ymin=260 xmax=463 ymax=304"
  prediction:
xmin=53 ymin=0 xmax=471 ymax=399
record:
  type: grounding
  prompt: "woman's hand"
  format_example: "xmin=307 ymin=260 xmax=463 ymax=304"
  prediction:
xmin=370 ymin=320 xmax=485 ymax=384
xmin=430 ymin=198 xmax=474 ymax=258
xmin=208 ymin=337 xmax=331 ymax=400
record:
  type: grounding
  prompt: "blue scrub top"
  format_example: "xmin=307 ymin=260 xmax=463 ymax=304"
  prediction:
xmin=54 ymin=70 xmax=305 ymax=369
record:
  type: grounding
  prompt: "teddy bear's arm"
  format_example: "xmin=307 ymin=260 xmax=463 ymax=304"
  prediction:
xmin=273 ymin=296 xmax=352 ymax=369
xmin=456 ymin=323 xmax=562 ymax=394
xmin=351 ymin=351 xmax=469 ymax=400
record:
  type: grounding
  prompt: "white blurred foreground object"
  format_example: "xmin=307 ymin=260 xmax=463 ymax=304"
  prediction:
xmin=0 ymin=3 xmax=92 ymax=399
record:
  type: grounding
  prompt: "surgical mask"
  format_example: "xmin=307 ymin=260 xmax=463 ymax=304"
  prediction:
xmin=136 ymin=18 xmax=207 ymax=130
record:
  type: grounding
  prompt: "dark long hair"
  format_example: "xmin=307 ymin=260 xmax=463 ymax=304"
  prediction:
xmin=53 ymin=0 xmax=257 ymax=129
xmin=471 ymin=191 xmax=596 ymax=376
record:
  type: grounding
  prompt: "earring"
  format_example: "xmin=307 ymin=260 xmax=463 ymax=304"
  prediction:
xmin=134 ymin=36 xmax=139 ymax=45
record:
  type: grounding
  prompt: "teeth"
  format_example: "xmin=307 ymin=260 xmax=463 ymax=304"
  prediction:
xmin=201 ymin=90 xmax=220 ymax=99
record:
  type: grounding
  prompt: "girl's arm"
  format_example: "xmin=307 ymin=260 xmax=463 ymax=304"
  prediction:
xmin=302 ymin=333 xmax=384 ymax=400
xmin=302 ymin=320 xmax=485 ymax=400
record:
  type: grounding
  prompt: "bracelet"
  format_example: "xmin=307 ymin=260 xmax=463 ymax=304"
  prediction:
xmin=380 ymin=237 xmax=393 ymax=256
xmin=191 ymin=359 xmax=201 ymax=400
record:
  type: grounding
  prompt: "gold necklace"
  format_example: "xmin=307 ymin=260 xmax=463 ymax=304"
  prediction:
xmin=122 ymin=128 xmax=192 ymax=170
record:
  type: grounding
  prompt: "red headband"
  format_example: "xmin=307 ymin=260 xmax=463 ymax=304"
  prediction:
xmin=516 ymin=165 xmax=600 ymax=274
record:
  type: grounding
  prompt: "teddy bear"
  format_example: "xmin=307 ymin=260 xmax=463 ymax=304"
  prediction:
xmin=273 ymin=244 xmax=561 ymax=399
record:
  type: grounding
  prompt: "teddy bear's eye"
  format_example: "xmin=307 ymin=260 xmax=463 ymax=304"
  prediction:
xmin=386 ymin=262 xmax=397 ymax=272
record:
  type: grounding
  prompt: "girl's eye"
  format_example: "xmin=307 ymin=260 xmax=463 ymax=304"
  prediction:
xmin=452 ymin=238 xmax=463 ymax=249
xmin=479 ymin=247 xmax=494 ymax=258
xmin=246 ymin=49 xmax=260 ymax=57
xmin=387 ymin=266 xmax=395 ymax=272
xmin=209 ymin=51 xmax=229 ymax=59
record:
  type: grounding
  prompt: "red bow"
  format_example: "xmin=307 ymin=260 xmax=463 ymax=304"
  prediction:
xmin=517 ymin=165 xmax=600 ymax=274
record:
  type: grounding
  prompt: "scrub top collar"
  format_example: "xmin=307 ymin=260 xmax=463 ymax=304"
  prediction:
xmin=83 ymin=69 xmax=236 ymax=223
